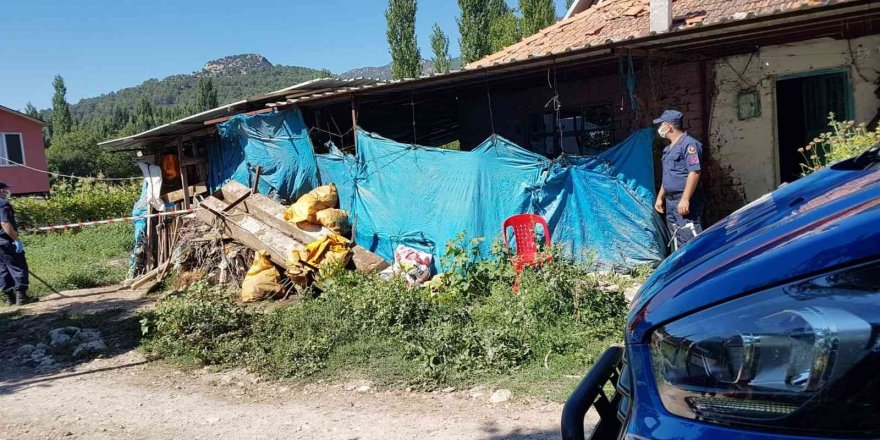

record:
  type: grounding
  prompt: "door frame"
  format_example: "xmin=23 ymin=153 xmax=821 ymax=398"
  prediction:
xmin=772 ymin=67 xmax=855 ymax=186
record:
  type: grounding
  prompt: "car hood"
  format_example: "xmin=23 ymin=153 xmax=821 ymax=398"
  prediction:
xmin=628 ymin=159 xmax=880 ymax=343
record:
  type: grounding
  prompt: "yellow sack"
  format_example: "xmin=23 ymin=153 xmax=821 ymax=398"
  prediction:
xmin=315 ymin=208 xmax=351 ymax=235
xmin=240 ymin=250 xmax=283 ymax=303
xmin=283 ymin=184 xmax=339 ymax=224
xmin=286 ymin=233 xmax=352 ymax=287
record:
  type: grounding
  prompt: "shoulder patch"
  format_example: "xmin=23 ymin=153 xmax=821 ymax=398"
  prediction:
xmin=687 ymin=145 xmax=697 ymax=154
xmin=687 ymin=155 xmax=700 ymax=166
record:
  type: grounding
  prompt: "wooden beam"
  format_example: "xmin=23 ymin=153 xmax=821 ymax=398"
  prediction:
xmin=351 ymin=95 xmax=358 ymax=151
xmin=251 ymin=166 xmax=263 ymax=194
xmin=163 ymin=184 xmax=207 ymax=204
xmin=176 ymin=137 xmax=191 ymax=210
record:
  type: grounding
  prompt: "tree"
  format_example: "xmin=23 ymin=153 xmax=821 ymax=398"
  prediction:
xmin=134 ymin=97 xmax=156 ymax=133
xmin=196 ymin=77 xmax=219 ymax=112
xmin=386 ymin=0 xmax=422 ymax=80
xmin=489 ymin=0 xmax=521 ymax=52
xmin=520 ymin=0 xmax=555 ymax=37
xmin=46 ymin=129 xmax=136 ymax=178
xmin=52 ymin=75 xmax=73 ymax=137
xmin=24 ymin=102 xmax=41 ymax=120
xmin=566 ymin=0 xmax=575 ymax=9
xmin=458 ymin=0 xmax=492 ymax=64
xmin=430 ymin=24 xmax=452 ymax=74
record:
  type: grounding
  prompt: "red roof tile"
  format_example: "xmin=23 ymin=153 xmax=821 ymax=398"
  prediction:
xmin=468 ymin=0 xmax=850 ymax=68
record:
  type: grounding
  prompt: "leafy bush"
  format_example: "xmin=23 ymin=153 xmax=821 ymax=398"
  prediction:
xmin=800 ymin=115 xmax=880 ymax=176
xmin=16 ymin=179 xmax=141 ymax=229
xmin=140 ymin=283 xmax=255 ymax=364
xmin=142 ymin=235 xmax=631 ymax=390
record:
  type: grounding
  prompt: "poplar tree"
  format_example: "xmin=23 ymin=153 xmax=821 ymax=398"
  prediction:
xmin=430 ymin=23 xmax=452 ymax=74
xmin=52 ymin=75 xmax=73 ymax=137
xmin=489 ymin=0 xmax=521 ymax=52
xmin=134 ymin=97 xmax=156 ymax=133
xmin=386 ymin=0 xmax=422 ymax=80
xmin=24 ymin=102 xmax=41 ymax=120
xmin=520 ymin=0 xmax=556 ymax=37
xmin=196 ymin=77 xmax=219 ymax=111
xmin=458 ymin=0 xmax=491 ymax=64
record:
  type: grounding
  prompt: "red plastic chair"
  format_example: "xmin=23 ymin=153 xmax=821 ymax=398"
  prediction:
xmin=502 ymin=214 xmax=553 ymax=293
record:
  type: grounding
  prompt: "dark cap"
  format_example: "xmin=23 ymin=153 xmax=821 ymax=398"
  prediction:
xmin=0 ymin=182 xmax=10 ymax=190
xmin=653 ymin=110 xmax=684 ymax=125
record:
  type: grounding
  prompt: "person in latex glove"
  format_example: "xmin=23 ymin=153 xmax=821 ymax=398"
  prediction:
xmin=652 ymin=110 xmax=707 ymax=250
xmin=0 ymin=182 xmax=35 ymax=306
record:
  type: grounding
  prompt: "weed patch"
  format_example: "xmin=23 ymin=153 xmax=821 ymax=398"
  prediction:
xmin=141 ymin=236 xmax=634 ymax=399
xmin=22 ymin=223 xmax=134 ymax=296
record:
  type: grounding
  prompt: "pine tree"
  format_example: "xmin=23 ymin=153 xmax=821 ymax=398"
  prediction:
xmin=520 ymin=0 xmax=555 ymax=37
xmin=52 ymin=75 xmax=73 ymax=137
xmin=134 ymin=97 xmax=156 ymax=133
xmin=430 ymin=24 xmax=452 ymax=74
xmin=458 ymin=0 xmax=492 ymax=64
xmin=489 ymin=0 xmax=521 ymax=52
xmin=386 ymin=0 xmax=422 ymax=80
xmin=24 ymin=102 xmax=41 ymax=120
xmin=196 ymin=77 xmax=219 ymax=111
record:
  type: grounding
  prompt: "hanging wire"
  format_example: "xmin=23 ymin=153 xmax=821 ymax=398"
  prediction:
xmin=543 ymin=62 xmax=563 ymax=157
xmin=1 ymin=157 xmax=143 ymax=181
xmin=484 ymin=71 xmax=497 ymax=136
xmin=410 ymin=89 xmax=418 ymax=146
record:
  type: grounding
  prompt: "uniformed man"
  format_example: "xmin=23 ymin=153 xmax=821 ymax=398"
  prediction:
xmin=653 ymin=110 xmax=706 ymax=249
xmin=0 ymin=182 xmax=36 ymax=306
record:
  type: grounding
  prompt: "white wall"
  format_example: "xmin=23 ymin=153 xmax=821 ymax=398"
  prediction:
xmin=709 ymin=35 xmax=880 ymax=202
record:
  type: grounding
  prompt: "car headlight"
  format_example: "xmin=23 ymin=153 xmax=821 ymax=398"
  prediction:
xmin=650 ymin=261 xmax=880 ymax=436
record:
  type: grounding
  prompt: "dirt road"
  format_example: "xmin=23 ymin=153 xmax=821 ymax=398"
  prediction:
xmin=0 ymin=287 xmax=590 ymax=440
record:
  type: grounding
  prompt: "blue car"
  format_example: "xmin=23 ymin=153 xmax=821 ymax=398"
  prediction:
xmin=562 ymin=145 xmax=880 ymax=440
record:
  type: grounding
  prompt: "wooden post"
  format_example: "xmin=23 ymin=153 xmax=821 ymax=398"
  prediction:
xmin=176 ymin=137 xmax=191 ymax=210
xmin=251 ymin=166 xmax=262 ymax=194
xmin=350 ymin=95 xmax=358 ymax=152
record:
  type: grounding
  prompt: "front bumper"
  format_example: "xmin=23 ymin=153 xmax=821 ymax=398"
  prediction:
xmin=562 ymin=345 xmax=837 ymax=440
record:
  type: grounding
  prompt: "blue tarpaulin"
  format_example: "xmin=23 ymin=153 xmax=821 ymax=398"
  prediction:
xmin=207 ymin=108 xmax=319 ymax=200
xmin=316 ymin=128 xmax=666 ymax=269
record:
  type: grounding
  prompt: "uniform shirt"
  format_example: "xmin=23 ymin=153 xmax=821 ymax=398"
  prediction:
xmin=661 ymin=133 xmax=703 ymax=195
xmin=0 ymin=200 xmax=16 ymax=245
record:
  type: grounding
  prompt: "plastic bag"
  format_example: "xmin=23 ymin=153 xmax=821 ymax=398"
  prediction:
xmin=240 ymin=250 xmax=283 ymax=303
xmin=283 ymin=183 xmax=339 ymax=224
xmin=286 ymin=233 xmax=352 ymax=287
xmin=378 ymin=245 xmax=433 ymax=287
xmin=316 ymin=208 xmax=351 ymax=235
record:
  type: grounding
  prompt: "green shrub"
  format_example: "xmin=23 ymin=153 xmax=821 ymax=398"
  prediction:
xmin=800 ymin=115 xmax=880 ymax=176
xmin=140 ymin=283 xmax=255 ymax=364
xmin=16 ymin=179 xmax=140 ymax=229
xmin=141 ymin=235 xmax=630 ymax=390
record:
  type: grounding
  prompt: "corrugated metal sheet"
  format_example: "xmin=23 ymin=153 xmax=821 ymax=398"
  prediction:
xmin=98 ymin=77 xmax=383 ymax=151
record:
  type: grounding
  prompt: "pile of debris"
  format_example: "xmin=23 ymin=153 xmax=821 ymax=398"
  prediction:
xmin=130 ymin=180 xmax=389 ymax=301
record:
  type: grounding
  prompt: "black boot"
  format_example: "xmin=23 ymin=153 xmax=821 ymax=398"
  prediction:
xmin=2 ymin=290 xmax=14 ymax=305
xmin=15 ymin=290 xmax=37 ymax=306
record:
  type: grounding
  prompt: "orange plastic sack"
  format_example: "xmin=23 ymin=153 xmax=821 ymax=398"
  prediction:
xmin=283 ymin=184 xmax=339 ymax=224
xmin=315 ymin=208 xmax=351 ymax=235
xmin=240 ymin=250 xmax=283 ymax=303
xmin=286 ymin=233 xmax=352 ymax=287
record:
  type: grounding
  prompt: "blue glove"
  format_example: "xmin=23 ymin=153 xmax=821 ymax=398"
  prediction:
xmin=13 ymin=240 xmax=24 ymax=253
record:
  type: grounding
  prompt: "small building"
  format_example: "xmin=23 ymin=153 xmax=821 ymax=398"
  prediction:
xmin=0 ymin=105 xmax=50 ymax=195
xmin=100 ymin=0 xmax=880 ymax=265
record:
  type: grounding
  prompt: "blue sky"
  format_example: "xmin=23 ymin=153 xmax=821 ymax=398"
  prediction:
xmin=2 ymin=0 xmax=570 ymax=111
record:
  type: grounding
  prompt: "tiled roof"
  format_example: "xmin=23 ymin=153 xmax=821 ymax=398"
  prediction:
xmin=469 ymin=0 xmax=840 ymax=68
